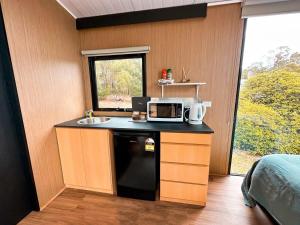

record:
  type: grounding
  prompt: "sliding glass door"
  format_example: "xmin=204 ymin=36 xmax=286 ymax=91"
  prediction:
xmin=231 ymin=13 xmax=300 ymax=174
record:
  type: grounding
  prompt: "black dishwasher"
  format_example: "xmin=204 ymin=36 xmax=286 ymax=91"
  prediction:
xmin=114 ymin=130 xmax=159 ymax=201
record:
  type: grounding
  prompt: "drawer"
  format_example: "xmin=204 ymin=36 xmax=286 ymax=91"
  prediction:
xmin=160 ymin=181 xmax=208 ymax=204
xmin=161 ymin=163 xmax=209 ymax=185
xmin=161 ymin=132 xmax=212 ymax=145
xmin=161 ymin=143 xmax=210 ymax=165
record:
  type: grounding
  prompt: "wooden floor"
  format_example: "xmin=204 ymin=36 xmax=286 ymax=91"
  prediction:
xmin=20 ymin=176 xmax=274 ymax=225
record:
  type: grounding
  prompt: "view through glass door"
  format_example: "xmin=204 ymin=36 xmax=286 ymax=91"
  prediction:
xmin=231 ymin=13 xmax=300 ymax=174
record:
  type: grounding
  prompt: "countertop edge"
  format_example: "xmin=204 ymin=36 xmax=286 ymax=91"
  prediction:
xmin=54 ymin=117 xmax=214 ymax=134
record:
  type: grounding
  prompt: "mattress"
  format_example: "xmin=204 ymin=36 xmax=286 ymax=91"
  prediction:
xmin=242 ymin=154 xmax=300 ymax=225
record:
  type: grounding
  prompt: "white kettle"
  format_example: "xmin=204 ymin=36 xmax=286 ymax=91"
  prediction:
xmin=185 ymin=102 xmax=207 ymax=125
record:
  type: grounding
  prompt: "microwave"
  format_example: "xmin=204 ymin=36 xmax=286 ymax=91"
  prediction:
xmin=147 ymin=99 xmax=184 ymax=122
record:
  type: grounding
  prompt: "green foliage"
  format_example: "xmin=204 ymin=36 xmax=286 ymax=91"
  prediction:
xmin=241 ymin=70 xmax=300 ymax=117
xmin=95 ymin=58 xmax=143 ymax=100
xmin=234 ymin=100 xmax=283 ymax=155
xmin=235 ymin=47 xmax=300 ymax=156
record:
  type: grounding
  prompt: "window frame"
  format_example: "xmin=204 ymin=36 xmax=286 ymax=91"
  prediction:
xmin=88 ymin=53 xmax=147 ymax=112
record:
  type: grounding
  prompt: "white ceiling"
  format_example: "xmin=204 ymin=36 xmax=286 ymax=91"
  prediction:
xmin=57 ymin=0 xmax=241 ymax=18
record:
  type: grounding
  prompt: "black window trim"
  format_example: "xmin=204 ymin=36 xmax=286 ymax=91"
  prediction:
xmin=88 ymin=53 xmax=147 ymax=112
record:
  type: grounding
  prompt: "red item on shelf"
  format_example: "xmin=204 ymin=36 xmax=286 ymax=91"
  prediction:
xmin=162 ymin=69 xmax=167 ymax=79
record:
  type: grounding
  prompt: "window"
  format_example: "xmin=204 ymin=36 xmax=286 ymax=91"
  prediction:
xmin=230 ymin=13 xmax=300 ymax=175
xmin=89 ymin=54 xmax=146 ymax=111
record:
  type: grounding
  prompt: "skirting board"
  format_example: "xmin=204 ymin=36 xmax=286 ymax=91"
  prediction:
xmin=66 ymin=184 xmax=114 ymax=195
xmin=160 ymin=196 xmax=206 ymax=206
xmin=39 ymin=186 xmax=66 ymax=211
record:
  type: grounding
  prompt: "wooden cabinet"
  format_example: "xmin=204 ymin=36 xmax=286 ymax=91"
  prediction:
xmin=161 ymin=132 xmax=212 ymax=145
xmin=161 ymin=163 xmax=209 ymax=185
xmin=55 ymin=128 xmax=86 ymax=187
xmin=56 ymin=128 xmax=114 ymax=194
xmin=160 ymin=181 xmax=208 ymax=205
xmin=160 ymin=132 xmax=212 ymax=206
xmin=161 ymin=143 xmax=210 ymax=165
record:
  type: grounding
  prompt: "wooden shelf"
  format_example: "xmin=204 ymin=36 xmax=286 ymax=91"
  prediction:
xmin=158 ymin=82 xmax=206 ymax=98
xmin=159 ymin=82 xmax=206 ymax=86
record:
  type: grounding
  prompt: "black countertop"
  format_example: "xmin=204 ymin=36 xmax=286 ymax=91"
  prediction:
xmin=55 ymin=117 xmax=214 ymax=134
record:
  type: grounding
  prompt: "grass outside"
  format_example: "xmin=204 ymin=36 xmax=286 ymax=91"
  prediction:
xmin=231 ymin=150 xmax=261 ymax=175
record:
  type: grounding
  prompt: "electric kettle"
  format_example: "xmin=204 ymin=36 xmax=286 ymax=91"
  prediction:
xmin=185 ymin=102 xmax=207 ymax=125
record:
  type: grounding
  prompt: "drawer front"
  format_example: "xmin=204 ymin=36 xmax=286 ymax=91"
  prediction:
xmin=161 ymin=163 xmax=209 ymax=185
xmin=161 ymin=132 xmax=212 ymax=145
xmin=160 ymin=181 xmax=208 ymax=203
xmin=161 ymin=143 xmax=210 ymax=165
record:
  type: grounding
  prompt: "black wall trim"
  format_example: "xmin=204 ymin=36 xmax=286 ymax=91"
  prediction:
xmin=76 ymin=3 xmax=207 ymax=30
xmin=228 ymin=19 xmax=248 ymax=175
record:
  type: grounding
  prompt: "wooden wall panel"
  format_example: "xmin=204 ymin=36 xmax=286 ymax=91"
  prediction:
xmin=0 ymin=0 xmax=85 ymax=208
xmin=80 ymin=4 xmax=244 ymax=175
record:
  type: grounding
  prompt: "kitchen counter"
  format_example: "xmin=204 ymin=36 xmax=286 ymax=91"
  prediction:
xmin=55 ymin=117 xmax=214 ymax=134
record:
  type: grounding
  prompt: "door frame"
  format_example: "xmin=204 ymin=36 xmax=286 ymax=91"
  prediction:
xmin=228 ymin=19 xmax=248 ymax=175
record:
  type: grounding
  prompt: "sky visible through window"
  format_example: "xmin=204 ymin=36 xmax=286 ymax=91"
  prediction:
xmin=243 ymin=13 xmax=300 ymax=68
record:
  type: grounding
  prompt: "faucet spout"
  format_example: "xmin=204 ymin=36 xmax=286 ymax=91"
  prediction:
xmin=84 ymin=109 xmax=93 ymax=119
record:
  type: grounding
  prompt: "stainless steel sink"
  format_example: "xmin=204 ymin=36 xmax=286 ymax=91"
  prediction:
xmin=77 ymin=117 xmax=111 ymax=125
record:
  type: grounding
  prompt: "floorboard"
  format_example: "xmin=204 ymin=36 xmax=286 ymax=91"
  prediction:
xmin=19 ymin=176 xmax=274 ymax=225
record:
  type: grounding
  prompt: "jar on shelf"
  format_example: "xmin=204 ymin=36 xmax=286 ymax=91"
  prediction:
xmin=167 ymin=68 xmax=172 ymax=80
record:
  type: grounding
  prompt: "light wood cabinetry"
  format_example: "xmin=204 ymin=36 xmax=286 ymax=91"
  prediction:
xmin=160 ymin=181 xmax=208 ymax=205
xmin=56 ymin=129 xmax=86 ymax=187
xmin=81 ymin=129 xmax=113 ymax=191
xmin=161 ymin=163 xmax=209 ymax=185
xmin=160 ymin=132 xmax=212 ymax=206
xmin=161 ymin=143 xmax=210 ymax=165
xmin=56 ymin=128 xmax=114 ymax=194
xmin=161 ymin=132 xmax=212 ymax=145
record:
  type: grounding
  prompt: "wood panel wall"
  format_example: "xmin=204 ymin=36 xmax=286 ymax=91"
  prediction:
xmin=0 ymin=0 xmax=85 ymax=208
xmin=80 ymin=4 xmax=244 ymax=175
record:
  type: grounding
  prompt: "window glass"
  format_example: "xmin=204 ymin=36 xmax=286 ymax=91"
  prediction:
xmin=231 ymin=14 xmax=300 ymax=175
xmin=90 ymin=54 xmax=145 ymax=111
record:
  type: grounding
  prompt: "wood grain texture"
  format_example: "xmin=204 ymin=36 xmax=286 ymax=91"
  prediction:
xmin=56 ymin=128 xmax=114 ymax=194
xmin=80 ymin=4 xmax=243 ymax=175
xmin=161 ymin=132 xmax=212 ymax=145
xmin=160 ymin=132 xmax=211 ymax=205
xmin=161 ymin=143 xmax=211 ymax=165
xmin=160 ymin=181 xmax=208 ymax=206
xmin=161 ymin=163 xmax=209 ymax=185
xmin=66 ymin=185 xmax=113 ymax=194
xmin=0 ymin=0 xmax=85 ymax=208
xmin=19 ymin=176 xmax=274 ymax=225
xmin=81 ymin=129 xmax=113 ymax=192
xmin=56 ymin=128 xmax=86 ymax=187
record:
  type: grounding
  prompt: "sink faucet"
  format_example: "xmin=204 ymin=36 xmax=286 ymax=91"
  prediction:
xmin=84 ymin=109 xmax=93 ymax=119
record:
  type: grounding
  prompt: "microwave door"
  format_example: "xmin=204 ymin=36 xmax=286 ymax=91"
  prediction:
xmin=171 ymin=105 xmax=176 ymax=118
xmin=175 ymin=104 xmax=182 ymax=118
xmin=149 ymin=104 xmax=157 ymax=118
xmin=157 ymin=104 xmax=172 ymax=118
xmin=147 ymin=102 xmax=184 ymax=122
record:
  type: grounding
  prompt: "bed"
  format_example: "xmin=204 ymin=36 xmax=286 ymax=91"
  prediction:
xmin=241 ymin=154 xmax=300 ymax=225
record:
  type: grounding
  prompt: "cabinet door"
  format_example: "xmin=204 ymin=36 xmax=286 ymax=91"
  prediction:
xmin=81 ymin=129 xmax=113 ymax=192
xmin=56 ymin=128 xmax=86 ymax=186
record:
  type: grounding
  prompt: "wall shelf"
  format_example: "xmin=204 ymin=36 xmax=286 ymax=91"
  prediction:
xmin=158 ymin=82 xmax=206 ymax=98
